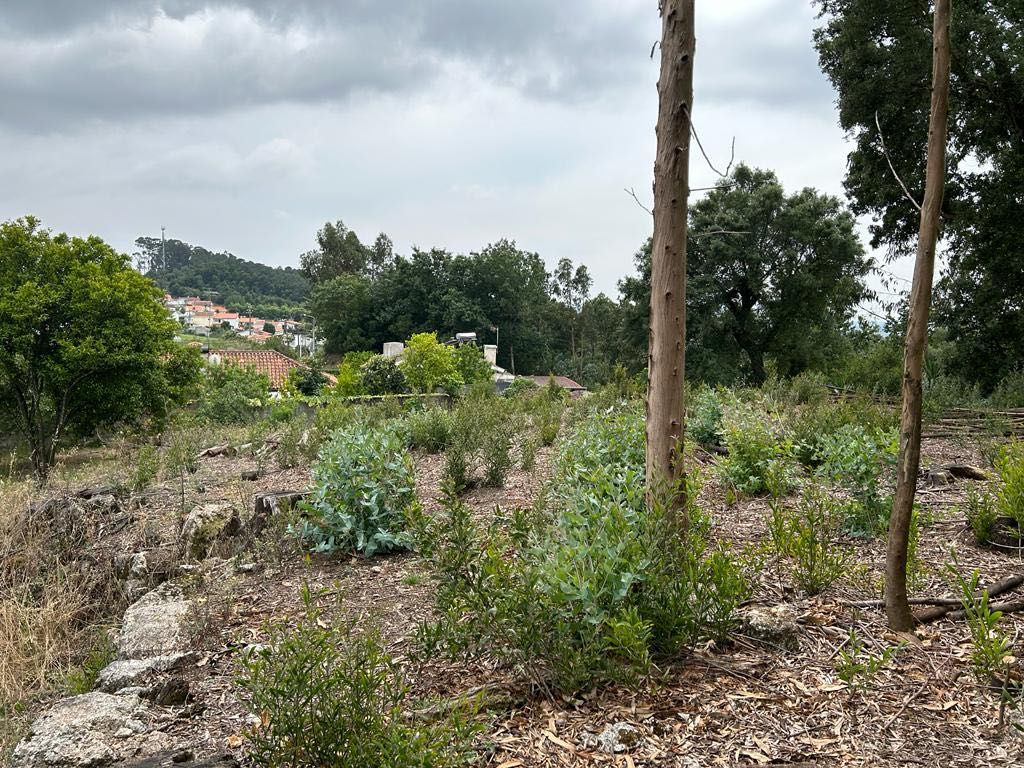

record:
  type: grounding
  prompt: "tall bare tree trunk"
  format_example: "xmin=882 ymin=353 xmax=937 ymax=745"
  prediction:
xmin=646 ymin=0 xmax=694 ymax=521
xmin=885 ymin=0 xmax=952 ymax=631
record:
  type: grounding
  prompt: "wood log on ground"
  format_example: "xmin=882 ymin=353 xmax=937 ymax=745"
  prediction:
xmin=914 ymin=573 xmax=1024 ymax=623
xmin=848 ymin=573 xmax=1024 ymax=619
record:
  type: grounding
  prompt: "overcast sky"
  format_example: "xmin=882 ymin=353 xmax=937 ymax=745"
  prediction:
xmin=0 ymin=0 xmax=908 ymax=303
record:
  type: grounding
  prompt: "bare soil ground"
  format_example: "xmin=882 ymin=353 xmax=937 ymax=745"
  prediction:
xmin=8 ymin=433 xmax=1024 ymax=767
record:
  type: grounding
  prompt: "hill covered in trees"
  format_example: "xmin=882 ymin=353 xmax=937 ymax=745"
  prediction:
xmin=135 ymin=236 xmax=308 ymax=319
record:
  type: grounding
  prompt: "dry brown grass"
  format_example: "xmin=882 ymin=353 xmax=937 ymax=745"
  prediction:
xmin=0 ymin=476 xmax=124 ymax=758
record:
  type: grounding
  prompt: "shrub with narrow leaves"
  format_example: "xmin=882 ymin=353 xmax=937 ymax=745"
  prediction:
xmin=238 ymin=587 xmax=480 ymax=768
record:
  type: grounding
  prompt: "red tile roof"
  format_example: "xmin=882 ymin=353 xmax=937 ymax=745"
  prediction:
xmin=530 ymin=375 xmax=586 ymax=391
xmin=213 ymin=349 xmax=304 ymax=390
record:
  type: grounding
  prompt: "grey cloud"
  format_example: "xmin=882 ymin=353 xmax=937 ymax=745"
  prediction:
xmin=0 ymin=0 xmax=657 ymax=131
xmin=697 ymin=1 xmax=835 ymax=109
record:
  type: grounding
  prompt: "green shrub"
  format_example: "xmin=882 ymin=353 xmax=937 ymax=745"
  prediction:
xmin=444 ymin=396 xmax=519 ymax=490
xmin=815 ymin=424 xmax=898 ymax=536
xmin=406 ymin=408 xmax=452 ymax=453
xmin=295 ymin=425 xmax=417 ymax=555
xmin=535 ymin=399 xmax=563 ymax=447
xmin=718 ymin=407 xmax=796 ymax=498
xmin=238 ymin=587 xmax=479 ymax=768
xmin=767 ymin=488 xmax=848 ymax=596
xmin=198 ymin=363 xmax=271 ymax=424
xmin=994 ymin=441 xmax=1024 ymax=524
xmin=687 ymin=386 xmax=724 ymax=445
xmin=400 ymin=333 xmax=462 ymax=394
xmin=276 ymin=415 xmax=313 ymax=470
xmin=165 ymin=422 xmax=201 ymax=477
xmin=784 ymin=370 xmax=830 ymax=406
xmin=286 ymin=362 xmax=327 ymax=398
xmin=923 ymin=375 xmax=982 ymax=421
xmin=333 ymin=352 xmax=373 ymax=397
xmin=360 ymin=355 xmax=407 ymax=396
xmin=129 ymin=443 xmax=160 ymax=492
xmin=965 ymin=485 xmax=999 ymax=544
xmin=835 ymin=628 xmax=902 ymax=692
xmin=482 ymin=418 xmax=516 ymax=488
xmin=452 ymin=345 xmax=493 ymax=388
xmin=948 ymin=558 xmax=1013 ymax=682
xmin=520 ymin=435 xmax=537 ymax=472
xmin=787 ymin=395 xmax=896 ymax=467
xmin=991 ymin=370 xmax=1024 ymax=409
xmin=503 ymin=376 xmax=538 ymax=399
xmin=418 ymin=408 xmax=747 ymax=693
xmin=65 ymin=630 xmax=115 ymax=695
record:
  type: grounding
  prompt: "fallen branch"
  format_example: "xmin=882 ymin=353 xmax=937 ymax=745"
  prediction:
xmin=914 ymin=573 xmax=1024 ymax=623
xmin=944 ymin=599 xmax=1024 ymax=622
xmin=846 ymin=573 xmax=1024 ymax=616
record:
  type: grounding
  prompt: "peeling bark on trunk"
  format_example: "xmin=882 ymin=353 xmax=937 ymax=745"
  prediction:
xmin=885 ymin=0 xmax=952 ymax=631
xmin=646 ymin=0 xmax=694 ymax=522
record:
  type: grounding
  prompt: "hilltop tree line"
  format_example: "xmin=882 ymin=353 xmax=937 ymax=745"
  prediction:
xmin=135 ymin=236 xmax=308 ymax=320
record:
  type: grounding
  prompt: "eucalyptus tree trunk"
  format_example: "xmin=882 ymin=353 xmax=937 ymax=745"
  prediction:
xmin=646 ymin=0 xmax=694 ymax=522
xmin=885 ymin=0 xmax=952 ymax=631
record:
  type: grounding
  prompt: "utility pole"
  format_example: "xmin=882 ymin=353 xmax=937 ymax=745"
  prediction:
xmin=161 ymin=226 xmax=167 ymax=271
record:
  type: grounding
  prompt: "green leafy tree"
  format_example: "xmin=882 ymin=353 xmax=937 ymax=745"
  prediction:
xmin=813 ymin=0 xmax=1024 ymax=391
xmin=300 ymin=220 xmax=369 ymax=283
xmin=550 ymin=257 xmax=593 ymax=365
xmin=333 ymin=351 xmax=373 ymax=397
xmin=400 ymin=333 xmax=462 ymax=394
xmin=689 ymin=166 xmax=870 ymax=384
xmin=287 ymin=360 xmax=327 ymax=397
xmin=617 ymin=239 xmax=653 ymax=374
xmin=1 ymin=217 xmax=182 ymax=479
xmin=308 ymin=274 xmax=375 ymax=355
xmin=577 ymin=293 xmax=625 ymax=385
xmin=620 ymin=166 xmax=871 ymax=385
xmin=360 ymin=355 xmax=406 ymax=395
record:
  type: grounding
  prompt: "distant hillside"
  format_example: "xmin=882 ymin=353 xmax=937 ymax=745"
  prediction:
xmin=136 ymin=237 xmax=308 ymax=319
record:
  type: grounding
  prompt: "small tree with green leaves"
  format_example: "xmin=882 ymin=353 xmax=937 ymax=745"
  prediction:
xmin=0 ymin=216 xmax=184 ymax=480
xmin=453 ymin=344 xmax=494 ymax=388
xmin=359 ymin=355 xmax=406 ymax=395
xmin=400 ymin=333 xmax=462 ymax=394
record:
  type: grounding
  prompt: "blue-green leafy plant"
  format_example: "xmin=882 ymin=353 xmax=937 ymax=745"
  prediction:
xmin=295 ymin=425 xmax=417 ymax=556
xmin=417 ymin=406 xmax=747 ymax=693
